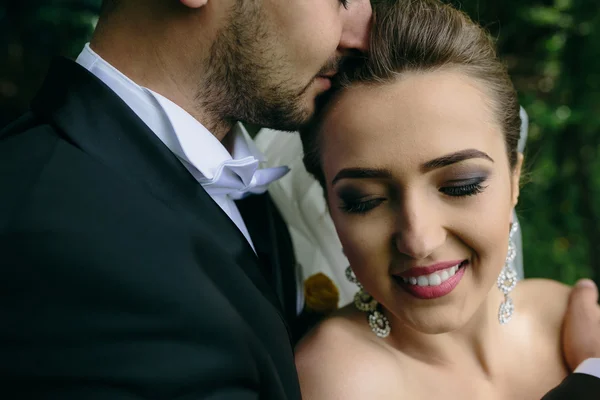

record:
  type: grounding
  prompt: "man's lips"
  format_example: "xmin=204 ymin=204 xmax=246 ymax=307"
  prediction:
xmin=396 ymin=260 xmax=467 ymax=278
xmin=315 ymin=76 xmax=332 ymax=90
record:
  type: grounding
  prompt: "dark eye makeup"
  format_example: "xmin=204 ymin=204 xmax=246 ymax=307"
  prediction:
xmin=439 ymin=176 xmax=488 ymax=197
xmin=336 ymin=174 xmax=490 ymax=215
xmin=336 ymin=186 xmax=386 ymax=215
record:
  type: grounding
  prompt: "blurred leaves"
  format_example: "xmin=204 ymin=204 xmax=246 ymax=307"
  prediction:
xmin=1 ymin=0 xmax=599 ymax=285
xmin=0 ymin=1 xmax=101 ymax=127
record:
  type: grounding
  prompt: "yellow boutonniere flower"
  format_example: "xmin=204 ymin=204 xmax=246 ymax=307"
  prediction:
xmin=304 ymin=272 xmax=340 ymax=314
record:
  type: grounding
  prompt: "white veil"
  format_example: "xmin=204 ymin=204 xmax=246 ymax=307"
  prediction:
xmin=512 ymin=106 xmax=529 ymax=280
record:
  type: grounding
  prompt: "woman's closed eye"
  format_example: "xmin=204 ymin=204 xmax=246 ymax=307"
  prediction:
xmin=336 ymin=175 xmax=488 ymax=215
xmin=439 ymin=177 xmax=488 ymax=197
xmin=339 ymin=196 xmax=386 ymax=215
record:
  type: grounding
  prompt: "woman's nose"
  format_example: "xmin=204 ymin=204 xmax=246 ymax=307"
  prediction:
xmin=393 ymin=197 xmax=446 ymax=260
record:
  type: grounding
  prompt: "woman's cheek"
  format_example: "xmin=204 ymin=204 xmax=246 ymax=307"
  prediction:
xmin=334 ymin=212 xmax=394 ymax=285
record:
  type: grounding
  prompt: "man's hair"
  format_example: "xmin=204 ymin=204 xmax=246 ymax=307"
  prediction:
xmin=300 ymin=0 xmax=521 ymax=191
xmin=100 ymin=0 xmax=120 ymax=15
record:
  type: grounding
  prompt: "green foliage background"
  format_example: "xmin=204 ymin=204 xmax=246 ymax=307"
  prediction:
xmin=1 ymin=0 xmax=598 ymax=285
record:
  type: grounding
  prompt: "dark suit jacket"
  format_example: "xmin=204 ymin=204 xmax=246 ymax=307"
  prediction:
xmin=235 ymin=194 xmax=301 ymax=341
xmin=543 ymin=373 xmax=600 ymax=399
xmin=0 ymin=57 xmax=301 ymax=399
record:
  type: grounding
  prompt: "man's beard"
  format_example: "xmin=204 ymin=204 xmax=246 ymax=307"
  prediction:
xmin=199 ymin=4 xmax=330 ymax=133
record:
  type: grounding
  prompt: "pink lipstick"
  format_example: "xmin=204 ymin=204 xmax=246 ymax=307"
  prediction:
xmin=394 ymin=260 xmax=468 ymax=299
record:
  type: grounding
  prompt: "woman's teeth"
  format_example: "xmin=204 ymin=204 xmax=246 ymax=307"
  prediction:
xmin=400 ymin=264 xmax=462 ymax=287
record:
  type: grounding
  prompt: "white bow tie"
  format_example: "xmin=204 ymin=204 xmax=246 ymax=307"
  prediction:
xmin=200 ymin=156 xmax=290 ymax=200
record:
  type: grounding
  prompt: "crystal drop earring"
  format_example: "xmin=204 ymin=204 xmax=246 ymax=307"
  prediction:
xmin=497 ymin=221 xmax=519 ymax=324
xmin=345 ymin=266 xmax=391 ymax=338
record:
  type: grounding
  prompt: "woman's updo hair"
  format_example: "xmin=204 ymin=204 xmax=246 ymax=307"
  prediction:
xmin=300 ymin=0 xmax=521 ymax=191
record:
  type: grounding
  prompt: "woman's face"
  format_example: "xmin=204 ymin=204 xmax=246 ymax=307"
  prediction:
xmin=320 ymin=69 xmax=522 ymax=333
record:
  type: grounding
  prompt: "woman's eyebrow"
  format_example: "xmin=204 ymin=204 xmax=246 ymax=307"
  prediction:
xmin=331 ymin=149 xmax=493 ymax=186
xmin=421 ymin=149 xmax=494 ymax=172
xmin=331 ymin=167 xmax=393 ymax=186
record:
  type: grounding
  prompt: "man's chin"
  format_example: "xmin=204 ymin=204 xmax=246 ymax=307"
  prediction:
xmin=248 ymin=105 xmax=313 ymax=133
xmin=238 ymin=88 xmax=318 ymax=132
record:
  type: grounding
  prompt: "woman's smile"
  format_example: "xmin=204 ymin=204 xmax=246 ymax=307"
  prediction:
xmin=393 ymin=260 xmax=469 ymax=299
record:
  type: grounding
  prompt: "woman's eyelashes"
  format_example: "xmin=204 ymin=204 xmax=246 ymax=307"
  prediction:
xmin=336 ymin=176 xmax=489 ymax=215
xmin=336 ymin=186 xmax=386 ymax=215
xmin=439 ymin=176 xmax=488 ymax=197
xmin=339 ymin=197 xmax=385 ymax=214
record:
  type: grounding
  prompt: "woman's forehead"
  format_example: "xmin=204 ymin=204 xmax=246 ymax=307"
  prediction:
xmin=320 ymin=70 xmax=506 ymax=171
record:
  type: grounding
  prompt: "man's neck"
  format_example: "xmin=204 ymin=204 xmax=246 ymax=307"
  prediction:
xmin=89 ymin=23 xmax=233 ymax=141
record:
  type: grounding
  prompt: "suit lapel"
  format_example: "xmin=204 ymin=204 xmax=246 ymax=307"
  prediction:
xmin=236 ymin=193 xmax=298 ymax=327
xmin=31 ymin=57 xmax=284 ymax=313
xmin=235 ymin=194 xmax=282 ymax=301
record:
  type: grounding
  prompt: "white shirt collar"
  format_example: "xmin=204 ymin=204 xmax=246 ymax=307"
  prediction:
xmin=76 ymin=43 xmax=264 ymax=183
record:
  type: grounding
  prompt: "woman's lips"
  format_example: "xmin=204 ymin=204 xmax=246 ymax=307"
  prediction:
xmin=394 ymin=261 xmax=468 ymax=300
xmin=398 ymin=260 xmax=466 ymax=278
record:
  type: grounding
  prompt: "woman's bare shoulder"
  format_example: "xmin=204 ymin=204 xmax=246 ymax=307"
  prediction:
xmin=295 ymin=306 xmax=403 ymax=399
xmin=515 ymin=278 xmax=570 ymax=330
xmin=510 ymin=279 xmax=570 ymax=380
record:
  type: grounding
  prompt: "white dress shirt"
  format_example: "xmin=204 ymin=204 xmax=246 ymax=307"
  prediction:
xmin=76 ymin=43 xmax=272 ymax=252
xmin=575 ymin=358 xmax=600 ymax=378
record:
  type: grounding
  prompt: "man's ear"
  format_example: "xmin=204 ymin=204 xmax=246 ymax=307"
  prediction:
xmin=180 ymin=0 xmax=208 ymax=8
xmin=511 ymin=152 xmax=524 ymax=207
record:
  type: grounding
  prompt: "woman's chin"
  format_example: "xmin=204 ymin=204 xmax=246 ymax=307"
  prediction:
xmin=386 ymin=297 xmax=471 ymax=334
xmin=383 ymin=264 xmax=480 ymax=334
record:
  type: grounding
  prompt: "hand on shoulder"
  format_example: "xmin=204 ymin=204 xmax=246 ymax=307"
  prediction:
xmin=562 ymin=279 xmax=600 ymax=371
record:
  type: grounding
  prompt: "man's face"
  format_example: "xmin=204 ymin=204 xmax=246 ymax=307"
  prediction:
xmin=201 ymin=0 xmax=372 ymax=132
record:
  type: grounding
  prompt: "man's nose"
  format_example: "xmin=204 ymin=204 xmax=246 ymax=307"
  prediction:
xmin=339 ymin=0 xmax=372 ymax=54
